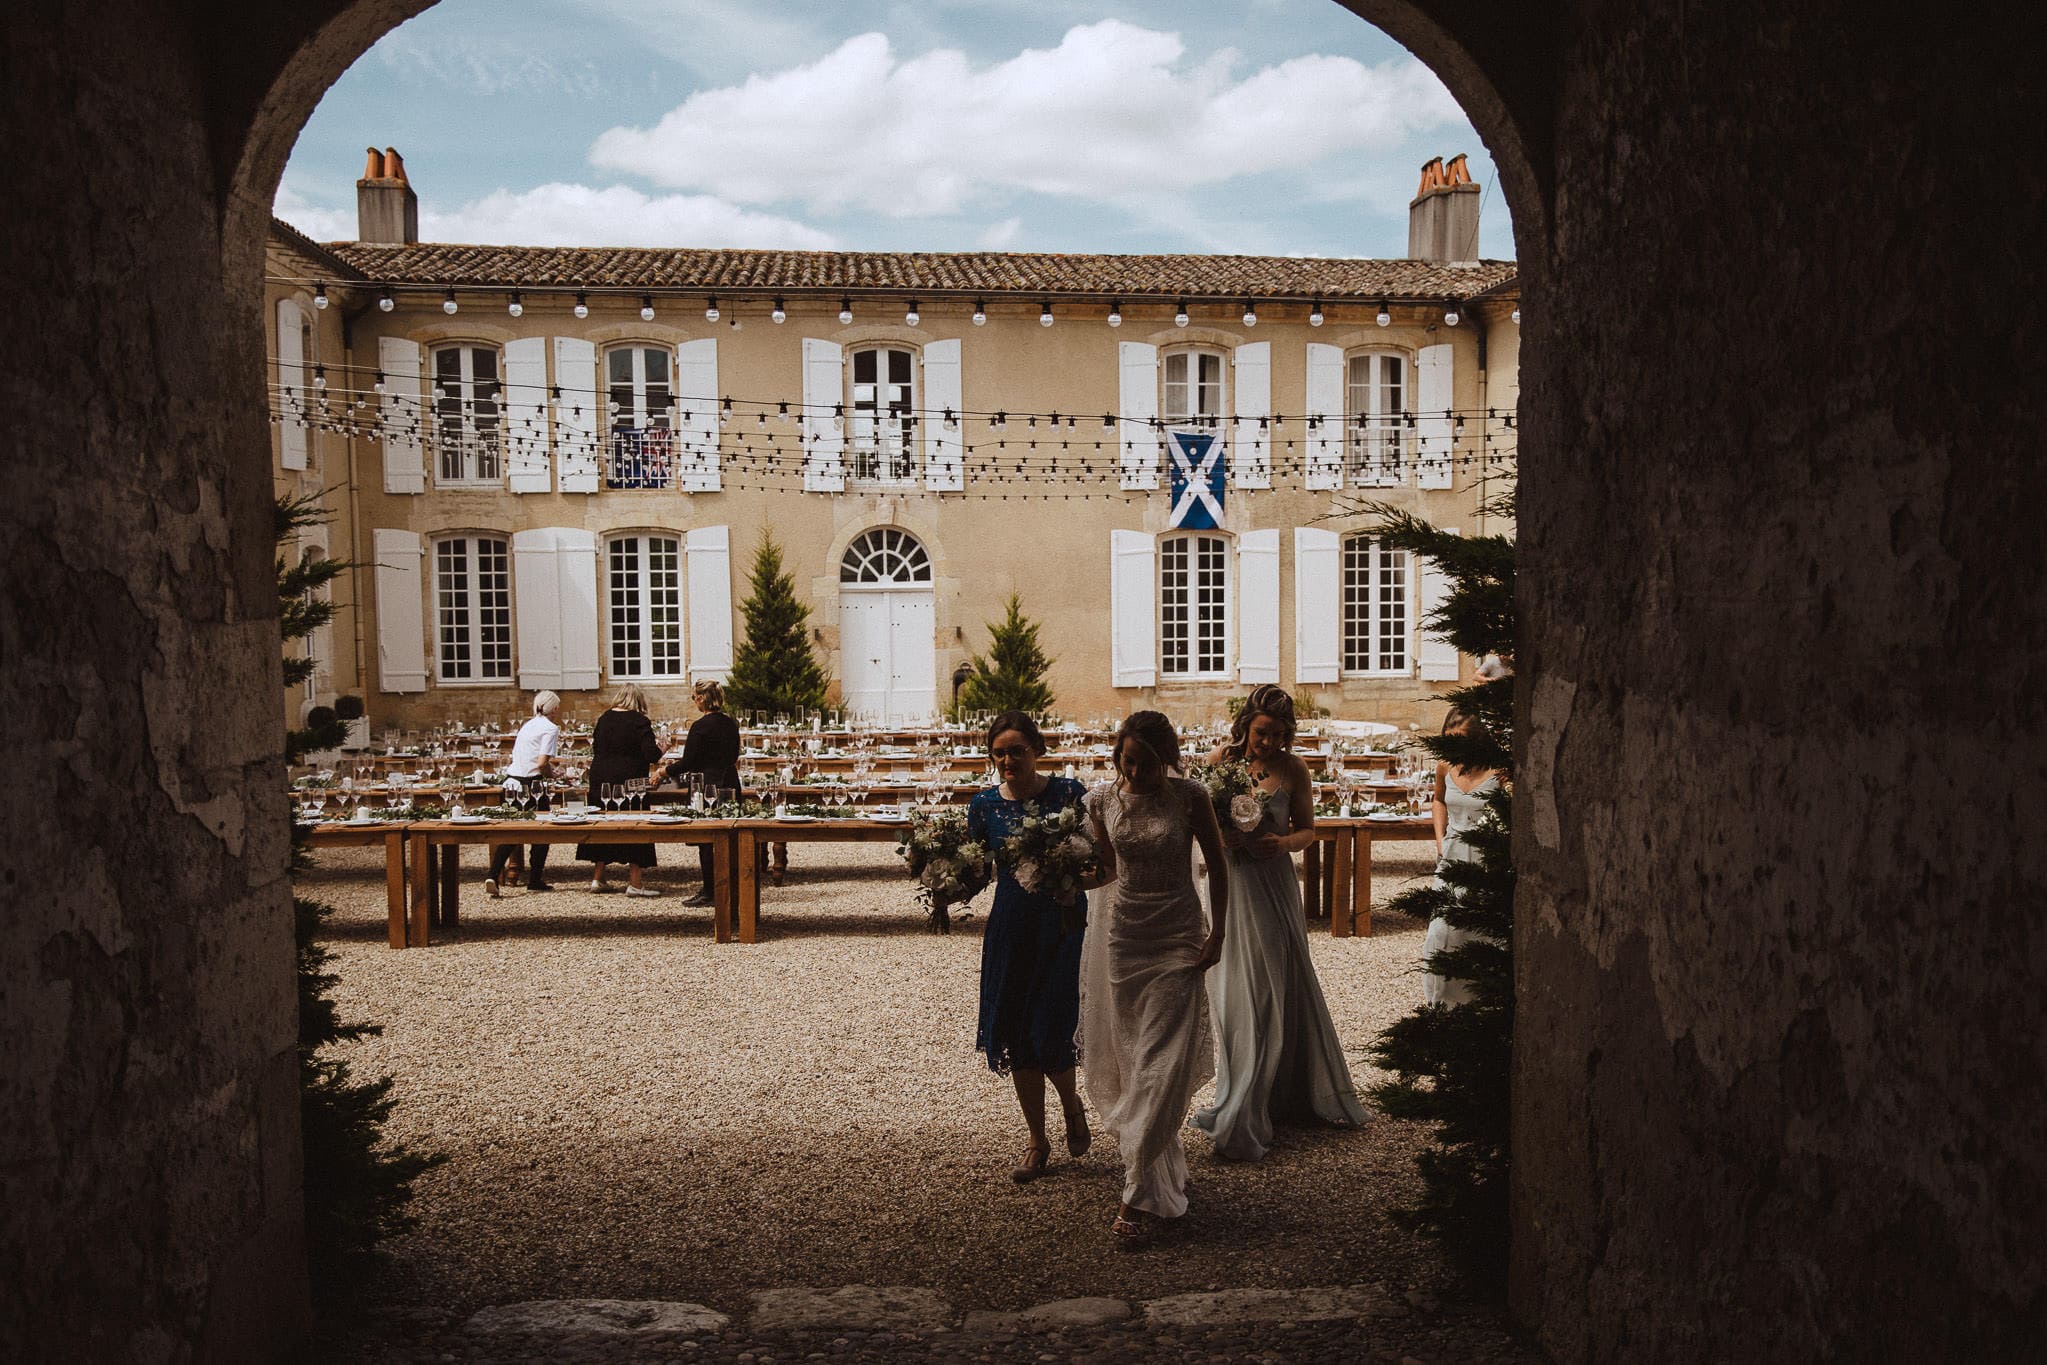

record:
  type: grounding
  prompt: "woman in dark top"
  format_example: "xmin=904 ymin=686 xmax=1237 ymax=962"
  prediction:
xmin=576 ymin=683 xmax=665 ymax=896
xmin=668 ymin=678 xmax=742 ymax=906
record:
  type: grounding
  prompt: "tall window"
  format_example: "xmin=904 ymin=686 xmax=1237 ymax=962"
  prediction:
xmin=1160 ymin=533 xmax=1229 ymax=677
xmin=1163 ymin=350 xmax=1225 ymax=429
xmin=607 ymin=535 xmax=684 ymax=679
xmin=433 ymin=345 xmax=502 ymax=485
xmin=606 ymin=346 xmax=674 ymax=488
xmin=300 ymin=316 xmax=317 ymax=470
xmin=1342 ymin=536 xmax=1411 ymax=674
xmin=1347 ymin=352 xmax=1409 ymax=484
xmin=434 ymin=536 xmax=512 ymax=682
xmin=849 ymin=347 xmax=915 ymax=484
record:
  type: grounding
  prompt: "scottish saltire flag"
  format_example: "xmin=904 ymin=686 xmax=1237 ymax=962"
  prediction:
xmin=1168 ymin=430 xmax=1225 ymax=529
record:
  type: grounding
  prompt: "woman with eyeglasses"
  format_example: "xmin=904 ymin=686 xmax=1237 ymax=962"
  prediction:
xmin=969 ymin=710 xmax=1092 ymax=1184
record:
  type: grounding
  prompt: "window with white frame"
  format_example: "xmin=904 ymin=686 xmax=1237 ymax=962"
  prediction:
xmin=299 ymin=314 xmax=317 ymax=470
xmin=1163 ymin=350 xmax=1225 ymax=430
xmin=849 ymin=346 xmax=916 ymax=485
xmin=1341 ymin=535 xmax=1411 ymax=674
xmin=432 ymin=345 xmax=503 ymax=485
xmin=839 ymin=527 xmax=932 ymax=584
xmin=606 ymin=345 xmax=674 ymax=488
xmin=1160 ymin=533 xmax=1229 ymax=677
xmin=1347 ymin=352 xmax=1410 ymax=484
xmin=434 ymin=535 xmax=512 ymax=682
xmin=607 ymin=534 xmax=684 ymax=679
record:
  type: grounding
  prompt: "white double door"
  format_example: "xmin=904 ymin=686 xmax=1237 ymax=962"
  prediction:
xmin=839 ymin=588 xmax=936 ymax=724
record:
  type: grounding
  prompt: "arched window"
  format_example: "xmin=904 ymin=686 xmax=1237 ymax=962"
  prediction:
xmin=432 ymin=534 xmax=512 ymax=682
xmin=432 ymin=344 xmax=503 ymax=485
xmin=1159 ymin=532 xmax=1229 ymax=677
xmin=849 ymin=346 xmax=916 ymax=484
xmin=1347 ymin=351 xmax=1410 ymax=486
xmin=606 ymin=533 xmax=684 ymax=679
xmin=1341 ymin=534 xmax=1411 ymax=675
xmin=839 ymin=527 xmax=932 ymax=585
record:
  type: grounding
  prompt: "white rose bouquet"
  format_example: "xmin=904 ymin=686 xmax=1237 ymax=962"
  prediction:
xmin=897 ymin=808 xmax=990 ymax=933
xmin=995 ymin=800 xmax=1102 ymax=931
xmin=1185 ymin=757 xmax=1263 ymax=830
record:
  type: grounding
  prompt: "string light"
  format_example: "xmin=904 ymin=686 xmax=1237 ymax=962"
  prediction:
xmin=442 ymin=289 xmax=459 ymax=315
xmin=838 ymin=299 xmax=853 ymax=325
xmin=1107 ymin=301 xmax=1122 ymax=328
xmin=1511 ymin=306 xmax=1521 ymax=324
xmin=1039 ymin=302 xmax=1054 ymax=328
xmin=313 ymin=282 xmax=329 ymax=311
xmin=1175 ymin=300 xmax=1190 ymax=327
xmin=1444 ymin=304 xmax=1460 ymax=327
xmin=574 ymin=290 xmax=589 ymax=320
xmin=1309 ymin=299 xmax=1324 ymax=327
xmin=1376 ymin=301 xmax=1392 ymax=327
xmin=1242 ymin=302 xmax=1258 ymax=327
xmin=507 ymin=290 xmax=523 ymax=318
xmin=905 ymin=300 xmax=920 ymax=327
xmin=771 ymin=297 xmax=787 ymax=324
xmin=972 ymin=299 xmax=987 ymax=327
xmin=705 ymin=296 xmax=720 ymax=323
xmin=312 ymin=364 xmax=326 ymax=389
xmin=378 ymin=289 xmax=395 ymax=313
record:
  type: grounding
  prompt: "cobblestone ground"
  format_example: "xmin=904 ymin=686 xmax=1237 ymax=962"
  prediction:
xmin=301 ymin=840 xmax=1538 ymax=1363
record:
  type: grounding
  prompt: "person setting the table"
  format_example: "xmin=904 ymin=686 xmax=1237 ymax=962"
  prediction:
xmin=484 ymin=690 xmax=562 ymax=898
xmin=576 ymin=684 xmax=666 ymax=897
xmin=667 ymin=678 xmax=741 ymax=908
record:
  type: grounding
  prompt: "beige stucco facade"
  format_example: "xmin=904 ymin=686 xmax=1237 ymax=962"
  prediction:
xmin=266 ymin=229 xmax=1517 ymax=736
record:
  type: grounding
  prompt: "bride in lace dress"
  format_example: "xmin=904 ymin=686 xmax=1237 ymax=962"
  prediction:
xmin=1192 ymin=686 xmax=1367 ymax=1160
xmin=1079 ymin=711 xmax=1229 ymax=1241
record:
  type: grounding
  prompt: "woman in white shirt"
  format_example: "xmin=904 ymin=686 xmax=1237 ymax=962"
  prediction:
xmin=484 ymin=691 xmax=562 ymax=897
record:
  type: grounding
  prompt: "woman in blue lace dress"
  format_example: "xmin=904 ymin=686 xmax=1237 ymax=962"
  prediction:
xmin=969 ymin=711 xmax=1091 ymax=1184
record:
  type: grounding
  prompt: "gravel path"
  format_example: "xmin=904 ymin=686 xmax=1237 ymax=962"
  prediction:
xmin=302 ymin=839 xmax=1536 ymax=1361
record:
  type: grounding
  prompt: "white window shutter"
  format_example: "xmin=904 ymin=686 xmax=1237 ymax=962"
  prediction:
xmin=511 ymin=529 xmax=564 ymax=689
xmin=377 ymin=336 xmax=424 ymax=494
xmin=276 ymin=301 xmax=307 ymax=472
xmin=1293 ymin=527 xmax=1341 ymax=683
xmin=674 ymin=338 xmax=720 ymax=491
xmin=555 ymin=528 xmax=602 ymax=690
xmin=1237 ymin=528 xmax=1280 ymax=683
xmin=1417 ymin=342 xmax=1454 ymax=490
xmin=503 ymin=336 xmax=551 ymax=493
xmin=1418 ymin=525 xmax=1461 ymax=680
xmin=1304 ymin=343 xmax=1344 ymax=491
xmin=686 ymin=524 xmax=735 ymax=679
xmin=552 ymin=337 xmax=600 ymax=493
xmin=921 ymin=338 xmax=963 ymax=491
xmin=371 ymin=528 xmax=427 ymax=692
xmin=1110 ymin=529 xmax=1157 ymax=687
xmin=1118 ymin=342 xmax=1160 ymax=489
xmin=1230 ymin=342 xmax=1270 ymax=489
xmin=802 ymin=338 xmax=845 ymax=492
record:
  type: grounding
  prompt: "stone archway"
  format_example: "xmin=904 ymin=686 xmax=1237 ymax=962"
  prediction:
xmin=5 ymin=3 xmax=2043 ymax=1362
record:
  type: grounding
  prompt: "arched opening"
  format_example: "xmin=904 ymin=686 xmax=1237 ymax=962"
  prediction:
xmin=838 ymin=527 xmax=937 ymax=723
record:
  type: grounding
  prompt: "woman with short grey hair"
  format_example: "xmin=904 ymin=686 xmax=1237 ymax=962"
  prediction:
xmin=484 ymin=690 xmax=565 ymax=898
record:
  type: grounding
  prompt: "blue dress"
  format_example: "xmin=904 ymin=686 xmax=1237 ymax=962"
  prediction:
xmin=971 ymin=776 xmax=1087 ymax=1074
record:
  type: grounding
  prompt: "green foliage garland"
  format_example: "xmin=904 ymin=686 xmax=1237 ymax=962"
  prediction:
xmin=725 ymin=531 xmax=830 ymax=715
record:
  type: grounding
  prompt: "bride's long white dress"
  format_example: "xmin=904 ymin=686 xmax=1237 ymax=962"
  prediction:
xmin=1080 ymin=778 xmax=1213 ymax=1218
xmin=1423 ymin=771 xmax=1499 ymax=1006
xmin=1192 ymin=786 xmax=1368 ymax=1160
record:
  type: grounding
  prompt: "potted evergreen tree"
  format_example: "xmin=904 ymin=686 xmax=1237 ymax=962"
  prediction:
xmin=725 ymin=531 xmax=829 ymax=717
xmin=957 ymin=594 xmax=1056 ymax=717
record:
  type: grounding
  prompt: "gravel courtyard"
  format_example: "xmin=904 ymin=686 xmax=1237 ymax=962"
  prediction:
xmin=304 ymin=836 xmax=1520 ymax=1354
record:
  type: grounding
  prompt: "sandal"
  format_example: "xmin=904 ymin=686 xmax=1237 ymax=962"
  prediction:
xmin=1011 ymin=1141 xmax=1051 ymax=1184
xmin=1062 ymin=1099 xmax=1092 ymax=1159
xmin=1111 ymin=1209 xmax=1146 ymax=1243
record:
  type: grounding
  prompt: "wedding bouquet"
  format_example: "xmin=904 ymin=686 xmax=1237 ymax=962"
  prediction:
xmin=897 ymin=808 xmax=991 ymax=933
xmin=995 ymin=800 xmax=1101 ymax=921
xmin=1186 ymin=757 xmax=1265 ymax=832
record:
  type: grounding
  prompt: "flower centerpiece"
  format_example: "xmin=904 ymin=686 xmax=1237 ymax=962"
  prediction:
xmin=994 ymin=799 xmax=1101 ymax=931
xmin=897 ymin=808 xmax=991 ymax=933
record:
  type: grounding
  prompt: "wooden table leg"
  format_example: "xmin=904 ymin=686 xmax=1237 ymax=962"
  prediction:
xmin=439 ymin=843 xmax=460 ymax=930
xmin=1330 ymin=832 xmax=1354 ymax=938
xmin=407 ymin=833 xmax=431 ymax=947
xmin=737 ymin=829 xmax=760 ymax=944
xmin=1352 ymin=828 xmax=1373 ymax=937
xmin=712 ymin=833 xmax=734 ymax=944
xmin=1302 ymin=843 xmax=1322 ymax=920
xmin=385 ymin=831 xmax=407 ymax=949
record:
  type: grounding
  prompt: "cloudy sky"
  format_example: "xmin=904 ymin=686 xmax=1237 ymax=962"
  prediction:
xmin=278 ymin=0 xmax=1514 ymax=261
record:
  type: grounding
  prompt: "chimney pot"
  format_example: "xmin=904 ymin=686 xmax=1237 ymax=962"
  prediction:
xmin=1408 ymin=152 xmax=1482 ymax=265
xmin=356 ymin=145 xmax=419 ymax=244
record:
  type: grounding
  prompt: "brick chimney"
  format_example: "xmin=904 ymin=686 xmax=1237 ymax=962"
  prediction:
xmin=356 ymin=146 xmax=418 ymax=244
xmin=1408 ymin=153 xmax=1481 ymax=264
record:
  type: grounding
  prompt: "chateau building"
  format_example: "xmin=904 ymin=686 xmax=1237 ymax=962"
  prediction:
xmin=269 ymin=149 xmax=1519 ymax=730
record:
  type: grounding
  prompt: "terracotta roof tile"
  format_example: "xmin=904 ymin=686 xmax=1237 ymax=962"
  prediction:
xmin=323 ymin=241 xmax=1516 ymax=302
xmin=269 ymin=218 xmax=367 ymax=281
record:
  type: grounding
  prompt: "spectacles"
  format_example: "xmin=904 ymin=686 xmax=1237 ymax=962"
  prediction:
xmin=990 ymin=745 xmax=1034 ymax=761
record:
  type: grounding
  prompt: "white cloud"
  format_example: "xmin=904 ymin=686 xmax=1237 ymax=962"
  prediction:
xmin=975 ymin=216 xmax=1023 ymax=249
xmin=419 ymin=183 xmax=839 ymax=248
xmin=373 ymin=27 xmax=613 ymax=97
xmin=588 ymin=21 xmax=1463 ymax=219
xmin=272 ymin=182 xmax=356 ymax=241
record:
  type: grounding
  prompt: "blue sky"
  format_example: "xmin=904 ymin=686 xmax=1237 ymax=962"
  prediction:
xmin=278 ymin=0 xmax=1514 ymax=261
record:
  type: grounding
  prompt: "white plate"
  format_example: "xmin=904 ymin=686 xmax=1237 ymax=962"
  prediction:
xmin=867 ymin=812 xmax=909 ymax=824
xmin=548 ymin=816 xmax=593 ymax=825
xmin=1365 ymin=811 xmax=1416 ymax=821
xmin=774 ymin=813 xmax=818 ymax=823
xmin=446 ymin=814 xmax=491 ymax=825
xmin=643 ymin=813 xmax=686 ymax=824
